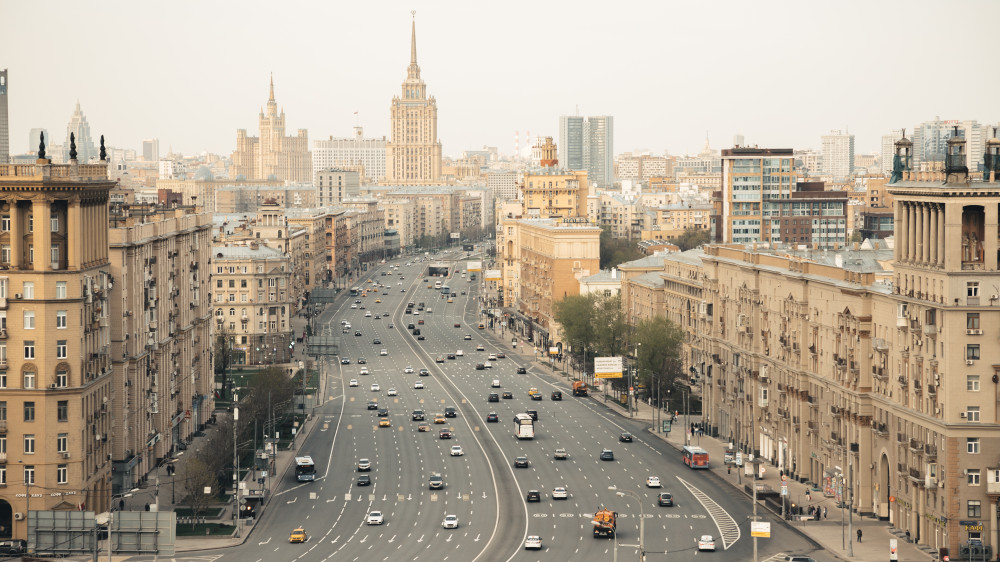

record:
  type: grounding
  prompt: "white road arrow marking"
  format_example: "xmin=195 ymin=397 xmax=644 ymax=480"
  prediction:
xmin=258 ymin=538 xmax=271 ymax=546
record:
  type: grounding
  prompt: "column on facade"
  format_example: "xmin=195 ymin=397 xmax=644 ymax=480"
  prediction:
xmin=33 ymin=197 xmax=51 ymax=271
xmin=928 ymin=203 xmax=938 ymax=266
xmin=914 ymin=203 xmax=924 ymax=263
xmin=67 ymin=198 xmax=81 ymax=269
xmin=984 ymin=202 xmax=998 ymax=271
xmin=937 ymin=204 xmax=945 ymax=268
xmin=896 ymin=202 xmax=907 ymax=262
xmin=908 ymin=202 xmax=917 ymax=262
xmin=923 ymin=203 xmax=932 ymax=265
xmin=9 ymin=199 xmax=21 ymax=269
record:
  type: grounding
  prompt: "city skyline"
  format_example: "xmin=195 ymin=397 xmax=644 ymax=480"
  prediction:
xmin=2 ymin=0 xmax=998 ymax=159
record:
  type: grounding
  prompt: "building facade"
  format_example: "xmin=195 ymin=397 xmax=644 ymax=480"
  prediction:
xmin=315 ymin=169 xmax=360 ymax=206
xmin=487 ymin=171 xmax=519 ymax=202
xmin=231 ymin=77 xmax=312 ymax=183
xmin=522 ymin=168 xmax=590 ymax=220
xmin=311 ymin=128 xmax=386 ymax=183
xmin=821 ymin=130 xmax=855 ymax=180
xmin=384 ymin=17 xmax=442 ymax=185
xmin=63 ymin=102 xmax=98 ymax=164
xmin=0 ymin=70 xmax=7 ymax=165
xmin=720 ymin=147 xmax=798 ymax=244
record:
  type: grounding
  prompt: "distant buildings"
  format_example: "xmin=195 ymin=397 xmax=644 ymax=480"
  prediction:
xmin=821 ymin=130 xmax=855 ymax=180
xmin=315 ymin=169 xmax=360 ymax=206
xmin=558 ymin=115 xmax=614 ymax=187
xmin=64 ymin=102 xmax=98 ymax=163
xmin=0 ymin=69 xmax=7 ymax=164
xmin=385 ymin=17 xmax=442 ymax=185
xmin=912 ymin=118 xmax=987 ymax=171
xmin=487 ymin=170 xmax=519 ymax=201
xmin=312 ymin=127 xmax=386 ymax=184
xmin=231 ymin=76 xmax=312 ymax=183
xmin=141 ymin=138 xmax=159 ymax=162
xmin=880 ymin=129 xmax=903 ymax=175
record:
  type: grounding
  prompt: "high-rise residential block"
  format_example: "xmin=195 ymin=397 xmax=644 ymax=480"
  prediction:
xmin=821 ymin=130 xmax=855 ymax=179
xmin=558 ymin=115 xmax=614 ymax=187
xmin=558 ymin=116 xmax=585 ymax=171
xmin=385 ymin=17 xmax=442 ymax=185
xmin=721 ymin=147 xmax=797 ymax=244
xmin=487 ymin=171 xmax=519 ymax=201
xmin=141 ymin=139 xmax=159 ymax=162
xmin=312 ymin=127 xmax=386 ymax=184
xmin=0 ymin=70 xmax=7 ymax=164
xmin=912 ymin=118 xmax=988 ymax=171
xmin=231 ymin=76 xmax=312 ymax=183
xmin=315 ymin=169 xmax=360 ymax=206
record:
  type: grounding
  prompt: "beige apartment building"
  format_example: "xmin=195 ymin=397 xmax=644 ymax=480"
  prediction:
xmin=212 ymin=244 xmax=293 ymax=365
xmin=286 ymin=209 xmax=330 ymax=291
xmin=231 ymin=77 xmax=312 ymax=184
xmin=381 ymin=199 xmax=416 ymax=249
xmin=0 ymin=158 xmax=115 ymax=538
xmin=108 ymin=206 xmax=213 ymax=493
xmin=522 ymin=168 xmax=590 ymax=219
xmin=343 ymin=201 xmax=386 ymax=264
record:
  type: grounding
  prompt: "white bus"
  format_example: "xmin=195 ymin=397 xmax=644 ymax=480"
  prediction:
xmin=434 ymin=281 xmax=442 ymax=290
xmin=294 ymin=456 xmax=316 ymax=481
xmin=514 ymin=413 xmax=534 ymax=439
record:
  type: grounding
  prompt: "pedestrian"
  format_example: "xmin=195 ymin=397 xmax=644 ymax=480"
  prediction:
xmin=806 ymin=491 xmax=811 ymax=502
xmin=856 ymin=528 xmax=862 ymax=542
xmin=119 ymin=498 xmax=125 ymax=511
xmin=727 ymin=465 xmax=731 ymax=475
xmin=905 ymin=529 xmax=911 ymax=542
xmin=823 ymin=506 xmax=827 ymax=519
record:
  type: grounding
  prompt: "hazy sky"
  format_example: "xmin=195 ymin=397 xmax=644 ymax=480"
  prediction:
xmin=3 ymin=0 xmax=998 ymax=159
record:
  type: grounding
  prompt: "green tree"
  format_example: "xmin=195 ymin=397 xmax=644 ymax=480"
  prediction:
xmin=670 ymin=229 xmax=710 ymax=251
xmin=633 ymin=316 xmax=685 ymax=405
xmin=241 ymin=366 xmax=295 ymax=442
xmin=599 ymin=226 xmax=644 ymax=269
xmin=553 ymin=294 xmax=599 ymax=375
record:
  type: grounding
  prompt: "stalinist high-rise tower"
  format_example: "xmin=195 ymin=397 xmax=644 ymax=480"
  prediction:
xmin=385 ymin=14 xmax=442 ymax=185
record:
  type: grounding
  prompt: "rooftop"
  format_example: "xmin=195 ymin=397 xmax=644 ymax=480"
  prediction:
xmin=212 ymin=244 xmax=286 ymax=260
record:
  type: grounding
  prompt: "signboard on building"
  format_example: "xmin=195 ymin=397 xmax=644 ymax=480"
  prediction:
xmin=485 ymin=269 xmax=501 ymax=281
xmin=549 ymin=346 xmax=559 ymax=355
xmin=467 ymin=261 xmax=482 ymax=272
xmin=594 ymin=356 xmax=623 ymax=378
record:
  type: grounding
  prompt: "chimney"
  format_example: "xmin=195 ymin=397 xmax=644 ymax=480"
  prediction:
xmin=611 ymin=267 xmax=617 ymax=279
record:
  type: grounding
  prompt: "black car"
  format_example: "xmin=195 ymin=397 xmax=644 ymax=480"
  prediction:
xmin=378 ymin=408 xmax=388 ymax=417
xmin=412 ymin=329 xmax=421 ymax=336
xmin=502 ymin=391 xmax=513 ymax=399
xmin=407 ymin=323 xmax=415 ymax=329
xmin=619 ymin=432 xmax=633 ymax=443
xmin=355 ymin=299 xmax=362 ymax=304
xmin=354 ymin=331 xmax=362 ymax=336
xmin=517 ymin=367 xmax=527 ymax=374
xmin=412 ymin=409 xmax=425 ymax=421
xmin=486 ymin=412 xmax=499 ymax=423
xmin=358 ymin=357 xmax=366 ymax=364
xmin=357 ymin=474 xmax=371 ymax=486
xmin=525 ymin=410 xmax=538 ymax=421
xmin=419 ymin=368 xmax=430 ymax=376
xmin=367 ymin=401 xmax=378 ymax=410
xmin=476 ymin=363 xmax=485 ymax=370
xmin=600 ymin=449 xmax=615 ymax=461
xmin=526 ymin=490 xmax=541 ymax=502
xmin=514 ymin=456 xmax=529 ymax=468
xmin=445 ymin=407 xmax=457 ymax=418
xmin=373 ymin=338 xmax=381 ymax=345
xmin=488 ymin=393 xmax=499 ymax=402
xmin=530 ymin=393 xmax=543 ymax=401
xmin=657 ymin=492 xmax=674 ymax=507
xmin=496 ymin=352 xmax=506 ymax=359
xmin=447 ymin=353 xmax=456 ymax=360
xmin=417 ymin=335 xmax=425 ymax=340
xmin=405 ymin=308 xmax=412 ymax=314
xmin=551 ymin=391 xmax=562 ymax=400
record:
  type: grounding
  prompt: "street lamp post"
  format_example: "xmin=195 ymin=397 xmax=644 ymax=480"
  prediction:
xmin=608 ymin=485 xmax=644 ymax=561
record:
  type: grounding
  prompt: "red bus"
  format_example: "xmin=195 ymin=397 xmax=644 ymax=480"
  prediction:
xmin=682 ymin=445 xmax=709 ymax=469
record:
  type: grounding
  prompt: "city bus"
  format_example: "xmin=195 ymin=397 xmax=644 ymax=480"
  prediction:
xmin=681 ymin=446 xmax=709 ymax=469
xmin=514 ymin=413 xmax=534 ymax=439
xmin=441 ymin=286 xmax=451 ymax=296
xmin=294 ymin=456 xmax=316 ymax=481
xmin=350 ymin=287 xmax=361 ymax=296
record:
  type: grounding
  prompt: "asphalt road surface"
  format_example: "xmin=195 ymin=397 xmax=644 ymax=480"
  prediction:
xmin=130 ymin=246 xmax=826 ymax=561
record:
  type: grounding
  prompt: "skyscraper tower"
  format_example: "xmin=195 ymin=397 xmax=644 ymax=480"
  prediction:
xmin=64 ymin=102 xmax=97 ymax=163
xmin=0 ymin=69 xmax=9 ymax=164
xmin=385 ymin=13 xmax=442 ymax=185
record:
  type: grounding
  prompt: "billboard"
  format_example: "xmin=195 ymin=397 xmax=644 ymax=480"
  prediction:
xmin=467 ymin=261 xmax=482 ymax=272
xmin=594 ymin=357 xmax=623 ymax=378
xmin=450 ymin=232 xmax=460 ymax=239
xmin=485 ymin=269 xmax=502 ymax=281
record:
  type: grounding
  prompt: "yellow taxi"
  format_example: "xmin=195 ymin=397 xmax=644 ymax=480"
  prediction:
xmin=367 ymin=279 xmax=373 ymax=283
xmin=417 ymin=423 xmax=430 ymax=432
xmin=433 ymin=414 xmax=446 ymax=424
xmin=528 ymin=387 xmax=539 ymax=397
xmin=447 ymin=298 xmax=454 ymax=303
xmin=289 ymin=528 xmax=307 ymax=543
xmin=478 ymin=323 xmax=485 ymax=329
xmin=362 ymin=292 xmax=368 ymax=297
xmin=379 ymin=418 xmax=391 ymax=428
xmin=375 ymin=298 xmax=382 ymax=303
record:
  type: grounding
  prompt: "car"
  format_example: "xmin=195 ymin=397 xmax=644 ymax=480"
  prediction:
xmin=414 ymin=381 xmax=424 ymax=389
xmin=373 ymin=338 xmax=381 ymax=345
xmin=483 ymin=361 xmax=492 ymax=369
xmin=496 ymin=351 xmax=506 ymax=359
xmin=387 ymin=323 xmax=394 ymax=329
xmin=417 ymin=423 xmax=430 ymax=432
xmin=377 ymin=408 xmax=388 ymax=417
xmin=552 ymin=486 xmax=568 ymax=499
xmin=387 ymin=388 xmax=397 ymax=396
xmin=450 ymin=445 xmax=464 ymax=456
xmin=657 ymin=492 xmax=674 ymax=506
xmin=600 ymin=449 xmax=615 ymax=461
xmin=349 ymin=379 xmax=359 ymax=387
xmin=289 ymin=528 xmax=307 ymax=543
xmin=698 ymin=535 xmax=716 ymax=551
xmin=439 ymin=429 xmax=452 ymax=439
xmin=475 ymin=363 xmax=485 ymax=370
xmin=488 ymin=393 xmax=499 ymax=402
xmin=517 ymin=367 xmax=527 ymax=374
xmin=365 ymin=311 xmax=372 ymax=317
xmin=357 ymin=458 xmax=371 ymax=471
xmin=401 ymin=288 xmax=405 ymax=292
xmin=379 ymin=418 xmax=391 ymax=427
xmin=619 ymin=432 xmax=634 ymax=442
xmin=524 ymin=535 xmax=542 ymax=550
xmin=447 ymin=353 xmax=456 ymax=359
xmin=0 ymin=540 xmax=26 ymax=556
xmin=412 ymin=311 xmax=420 ymax=316
xmin=525 ymin=409 xmax=538 ymax=420
xmin=412 ymin=409 xmax=425 ymax=421
xmin=360 ymin=366 xmax=371 ymax=375
xmin=530 ymin=393 xmax=542 ymax=401
xmin=476 ymin=344 xmax=485 ymax=351
xmin=514 ymin=456 xmax=529 ymax=468
xmin=367 ymin=401 xmax=378 ymax=410
xmin=445 ymin=407 xmax=457 ymax=418
xmin=551 ymin=390 xmax=562 ymax=400
xmin=370 ymin=383 xmax=380 ymax=392
xmin=646 ymin=476 xmax=662 ymax=488
xmin=357 ymin=474 xmax=371 ymax=486
xmin=350 ymin=303 xmax=357 ymax=309
xmin=429 ymin=473 xmax=444 ymax=489
xmin=486 ymin=412 xmax=499 ymax=423
xmin=404 ymin=366 xmax=414 ymax=374
xmin=419 ymin=368 xmax=430 ymax=376
xmin=554 ymin=448 xmax=568 ymax=460
xmin=492 ymin=379 xmax=501 ymax=388
xmin=436 ymin=355 xmax=445 ymax=363
xmin=341 ymin=357 xmax=351 ymax=365
xmin=417 ymin=335 xmax=425 ymax=340
xmin=442 ymin=514 xmax=459 ymax=529
xmin=434 ymin=413 xmax=446 ymax=424
xmin=783 ymin=557 xmax=817 ymax=562
xmin=454 ymin=323 xmax=461 ymax=328
xmin=407 ymin=322 xmax=415 ymax=329
xmin=418 ymin=319 xmax=425 ymax=325
xmin=488 ymin=353 xmax=497 ymax=361
xmin=464 ymin=334 xmax=473 ymax=340
xmin=447 ymin=298 xmax=454 ymax=303
xmin=526 ymin=490 xmax=541 ymax=502
xmin=380 ymin=348 xmax=388 ymax=356
xmin=359 ymin=305 xmax=366 ymax=309
xmin=374 ymin=298 xmax=382 ymax=303
xmin=456 ymin=349 xmax=464 ymax=356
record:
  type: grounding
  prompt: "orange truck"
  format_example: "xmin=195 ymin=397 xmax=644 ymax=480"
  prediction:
xmin=572 ymin=380 xmax=588 ymax=396
xmin=592 ymin=507 xmax=617 ymax=537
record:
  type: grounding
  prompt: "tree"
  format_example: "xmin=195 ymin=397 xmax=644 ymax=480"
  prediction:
xmin=633 ymin=316 xmax=685 ymax=405
xmin=182 ymin=456 xmax=217 ymax=527
xmin=553 ymin=294 xmax=599 ymax=376
xmin=599 ymin=226 xmax=645 ymax=269
xmin=670 ymin=229 xmax=710 ymax=251
xmin=240 ymin=366 xmax=295 ymax=443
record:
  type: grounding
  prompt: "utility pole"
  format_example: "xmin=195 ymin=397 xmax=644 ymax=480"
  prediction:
xmin=233 ymin=395 xmax=240 ymax=538
xmin=848 ymin=455 xmax=854 ymax=557
xmin=752 ymin=375 xmax=758 ymax=562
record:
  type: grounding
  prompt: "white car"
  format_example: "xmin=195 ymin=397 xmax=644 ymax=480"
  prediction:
xmin=646 ymin=476 xmax=662 ymax=488
xmin=349 ymin=379 xmax=359 ymax=387
xmin=698 ymin=535 xmax=716 ymax=551
xmin=483 ymin=361 xmax=492 ymax=369
xmin=351 ymin=304 xmax=358 ymax=309
xmin=450 ymin=445 xmax=464 ymax=456
xmin=365 ymin=311 xmax=372 ymax=317
xmin=442 ymin=514 xmax=459 ymax=529
xmin=414 ymin=381 xmax=424 ymax=389
xmin=552 ymin=486 xmax=568 ymax=499
xmin=366 ymin=511 xmax=384 ymax=525
xmin=371 ymin=383 xmax=380 ymax=392
xmin=359 ymin=367 xmax=369 ymax=375
xmin=380 ymin=349 xmax=388 ymax=356
xmin=488 ymin=353 xmax=497 ymax=361
xmin=404 ymin=366 xmax=414 ymax=374
xmin=491 ymin=379 xmax=501 ymax=388
xmin=524 ymin=535 xmax=542 ymax=550
xmin=387 ymin=388 xmax=397 ymax=396
xmin=456 ymin=350 xmax=464 ymax=356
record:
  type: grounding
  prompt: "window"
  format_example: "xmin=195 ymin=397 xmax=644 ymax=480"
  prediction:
xmin=27 ymin=215 xmax=32 ymax=233
xmin=0 ymin=467 xmax=6 ymax=485
xmin=21 ymin=282 xmax=33 ymax=299
xmin=56 ymin=281 xmax=66 ymax=299
xmin=1 ymin=245 xmax=8 ymax=263
xmin=0 ymin=216 xmax=8 ymax=231
xmin=22 ymin=371 xmax=34 ymax=389
xmin=967 ymin=406 xmax=980 ymax=422
xmin=56 ymin=340 xmax=67 ymax=359
xmin=229 ymin=308 xmax=235 ymax=317
xmin=228 ymin=280 xmax=235 ymax=288
xmin=23 ymin=341 xmax=34 ymax=359
xmin=23 ymin=402 xmax=34 ymax=422
xmin=0 ymin=373 xmax=5 ymax=389
xmin=968 ymin=375 xmax=980 ymax=391
xmin=23 ymin=466 xmax=34 ymax=485
xmin=968 ymin=281 xmax=980 ymax=297
xmin=56 ymin=371 xmax=67 ymax=388
xmin=968 ymin=500 xmax=982 ymax=518
xmin=56 ymin=433 xmax=67 ymax=453
xmin=0 ymin=401 xmax=5 ymax=420
xmin=50 ymin=245 xmax=59 ymax=268
xmin=0 ymin=436 xmax=4 ymax=454
xmin=23 ymin=434 xmax=34 ymax=454
xmin=216 ymin=280 xmax=223 ymax=288
xmin=241 ymin=280 xmax=248 ymax=288
xmin=27 ymin=245 xmax=32 ymax=264
xmin=22 ymin=311 xmax=34 ymax=330
xmin=50 ymin=216 xmax=58 ymax=232
xmin=968 ymin=437 xmax=980 ymax=454
xmin=56 ymin=464 xmax=67 ymax=484
xmin=57 ymin=400 xmax=67 ymax=422
xmin=968 ymin=313 xmax=981 ymax=330
xmin=968 ymin=469 xmax=981 ymax=486
xmin=967 ymin=345 xmax=981 ymax=361
xmin=56 ymin=310 xmax=67 ymax=329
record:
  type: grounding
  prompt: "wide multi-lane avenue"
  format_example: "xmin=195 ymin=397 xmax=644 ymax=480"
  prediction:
xmin=195 ymin=248 xmax=820 ymax=561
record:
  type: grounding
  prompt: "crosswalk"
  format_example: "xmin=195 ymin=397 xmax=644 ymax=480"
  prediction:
xmin=678 ymin=476 xmax=742 ymax=550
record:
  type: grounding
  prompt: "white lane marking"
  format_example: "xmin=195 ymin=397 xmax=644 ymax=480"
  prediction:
xmin=677 ymin=476 xmax=741 ymax=549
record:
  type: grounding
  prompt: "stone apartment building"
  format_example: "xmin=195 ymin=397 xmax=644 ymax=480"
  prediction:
xmin=286 ymin=209 xmax=330 ymax=291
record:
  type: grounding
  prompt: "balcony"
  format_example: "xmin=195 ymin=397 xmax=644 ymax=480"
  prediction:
xmin=909 ymin=439 xmax=923 ymax=453
xmin=873 ymin=423 xmax=888 ymax=436
xmin=924 ymin=444 xmax=938 ymax=459
xmin=908 ymin=467 xmax=924 ymax=485
xmin=988 ymin=467 xmax=1000 ymax=496
xmin=0 ymin=419 xmax=6 ymax=433
xmin=898 ymin=376 xmax=908 ymax=387
xmin=927 ymin=385 xmax=936 ymax=396
xmin=872 ymin=366 xmax=887 ymax=380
